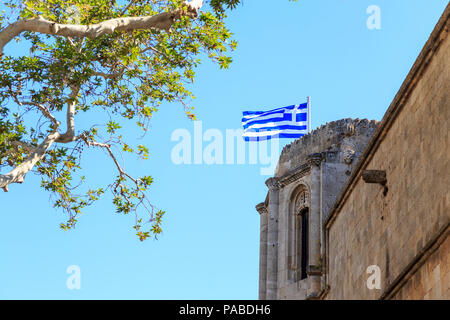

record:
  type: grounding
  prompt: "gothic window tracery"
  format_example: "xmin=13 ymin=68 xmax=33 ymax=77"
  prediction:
xmin=295 ymin=190 xmax=308 ymax=214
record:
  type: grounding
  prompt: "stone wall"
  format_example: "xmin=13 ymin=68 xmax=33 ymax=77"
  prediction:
xmin=276 ymin=118 xmax=378 ymax=223
xmin=258 ymin=119 xmax=378 ymax=300
xmin=324 ymin=8 xmax=449 ymax=300
xmin=276 ymin=119 xmax=377 ymax=177
xmin=392 ymin=234 xmax=450 ymax=300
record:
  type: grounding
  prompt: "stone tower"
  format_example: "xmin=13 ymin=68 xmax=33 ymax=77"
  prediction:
xmin=256 ymin=118 xmax=378 ymax=300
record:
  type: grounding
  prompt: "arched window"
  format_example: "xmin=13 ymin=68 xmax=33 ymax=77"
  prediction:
xmin=297 ymin=207 xmax=309 ymax=280
xmin=288 ymin=186 xmax=310 ymax=282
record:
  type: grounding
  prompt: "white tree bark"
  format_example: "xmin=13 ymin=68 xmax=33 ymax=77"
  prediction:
xmin=0 ymin=83 xmax=86 ymax=191
xmin=56 ymin=85 xmax=80 ymax=143
xmin=0 ymin=130 xmax=60 ymax=192
xmin=0 ymin=0 xmax=204 ymax=55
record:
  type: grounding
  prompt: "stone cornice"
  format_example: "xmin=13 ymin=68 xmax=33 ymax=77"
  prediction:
xmin=380 ymin=221 xmax=449 ymax=300
xmin=278 ymin=163 xmax=310 ymax=188
xmin=307 ymin=153 xmax=323 ymax=167
xmin=276 ymin=153 xmax=323 ymax=188
xmin=265 ymin=177 xmax=280 ymax=191
xmin=255 ymin=202 xmax=268 ymax=215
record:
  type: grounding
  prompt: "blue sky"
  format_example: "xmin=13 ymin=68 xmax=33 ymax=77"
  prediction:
xmin=0 ymin=0 xmax=448 ymax=299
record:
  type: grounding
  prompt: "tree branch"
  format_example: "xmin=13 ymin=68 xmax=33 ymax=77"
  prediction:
xmin=0 ymin=0 xmax=204 ymax=55
xmin=80 ymin=135 xmax=156 ymax=225
xmin=11 ymin=94 xmax=60 ymax=127
xmin=0 ymin=130 xmax=60 ymax=192
xmin=56 ymin=85 xmax=80 ymax=143
xmin=10 ymin=141 xmax=36 ymax=153
xmin=81 ymin=138 xmax=129 ymax=179
xmin=1 ymin=82 xmax=83 ymax=191
xmin=0 ymin=141 xmax=35 ymax=160
xmin=92 ymin=70 xmax=123 ymax=79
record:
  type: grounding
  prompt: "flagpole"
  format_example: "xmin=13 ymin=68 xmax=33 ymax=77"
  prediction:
xmin=307 ymin=96 xmax=311 ymax=133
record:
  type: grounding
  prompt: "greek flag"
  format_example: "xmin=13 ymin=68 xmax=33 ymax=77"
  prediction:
xmin=242 ymin=103 xmax=309 ymax=141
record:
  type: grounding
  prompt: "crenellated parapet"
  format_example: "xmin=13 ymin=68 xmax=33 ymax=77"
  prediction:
xmin=276 ymin=118 xmax=378 ymax=177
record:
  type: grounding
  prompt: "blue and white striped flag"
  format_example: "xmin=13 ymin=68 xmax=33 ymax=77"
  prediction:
xmin=242 ymin=103 xmax=309 ymax=141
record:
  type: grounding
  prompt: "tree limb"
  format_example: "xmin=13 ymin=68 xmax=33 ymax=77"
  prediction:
xmin=81 ymin=138 xmax=129 ymax=180
xmin=92 ymin=70 xmax=124 ymax=79
xmin=0 ymin=141 xmax=35 ymax=160
xmin=81 ymin=136 xmax=155 ymax=217
xmin=0 ymin=130 xmax=60 ymax=192
xmin=56 ymin=85 xmax=81 ymax=143
xmin=0 ymin=0 xmax=204 ymax=55
xmin=10 ymin=141 xmax=36 ymax=153
xmin=11 ymin=94 xmax=60 ymax=127
xmin=1 ymin=82 xmax=82 ymax=191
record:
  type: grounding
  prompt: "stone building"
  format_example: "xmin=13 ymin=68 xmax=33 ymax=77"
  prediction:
xmin=256 ymin=5 xmax=449 ymax=300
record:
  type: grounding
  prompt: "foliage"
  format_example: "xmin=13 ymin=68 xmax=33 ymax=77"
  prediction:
xmin=0 ymin=0 xmax=239 ymax=241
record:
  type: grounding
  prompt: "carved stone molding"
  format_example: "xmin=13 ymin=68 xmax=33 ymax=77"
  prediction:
xmin=306 ymin=265 xmax=323 ymax=276
xmin=343 ymin=122 xmax=355 ymax=136
xmin=307 ymin=153 xmax=323 ymax=167
xmin=274 ymin=154 xmax=323 ymax=190
xmin=295 ymin=188 xmax=309 ymax=214
xmin=278 ymin=163 xmax=310 ymax=188
xmin=265 ymin=177 xmax=280 ymax=191
xmin=362 ymin=169 xmax=388 ymax=196
xmin=362 ymin=170 xmax=387 ymax=184
xmin=255 ymin=202 xmax=268 ymax=215
xmin=343 ymin=148 xmax=356 ymax=164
